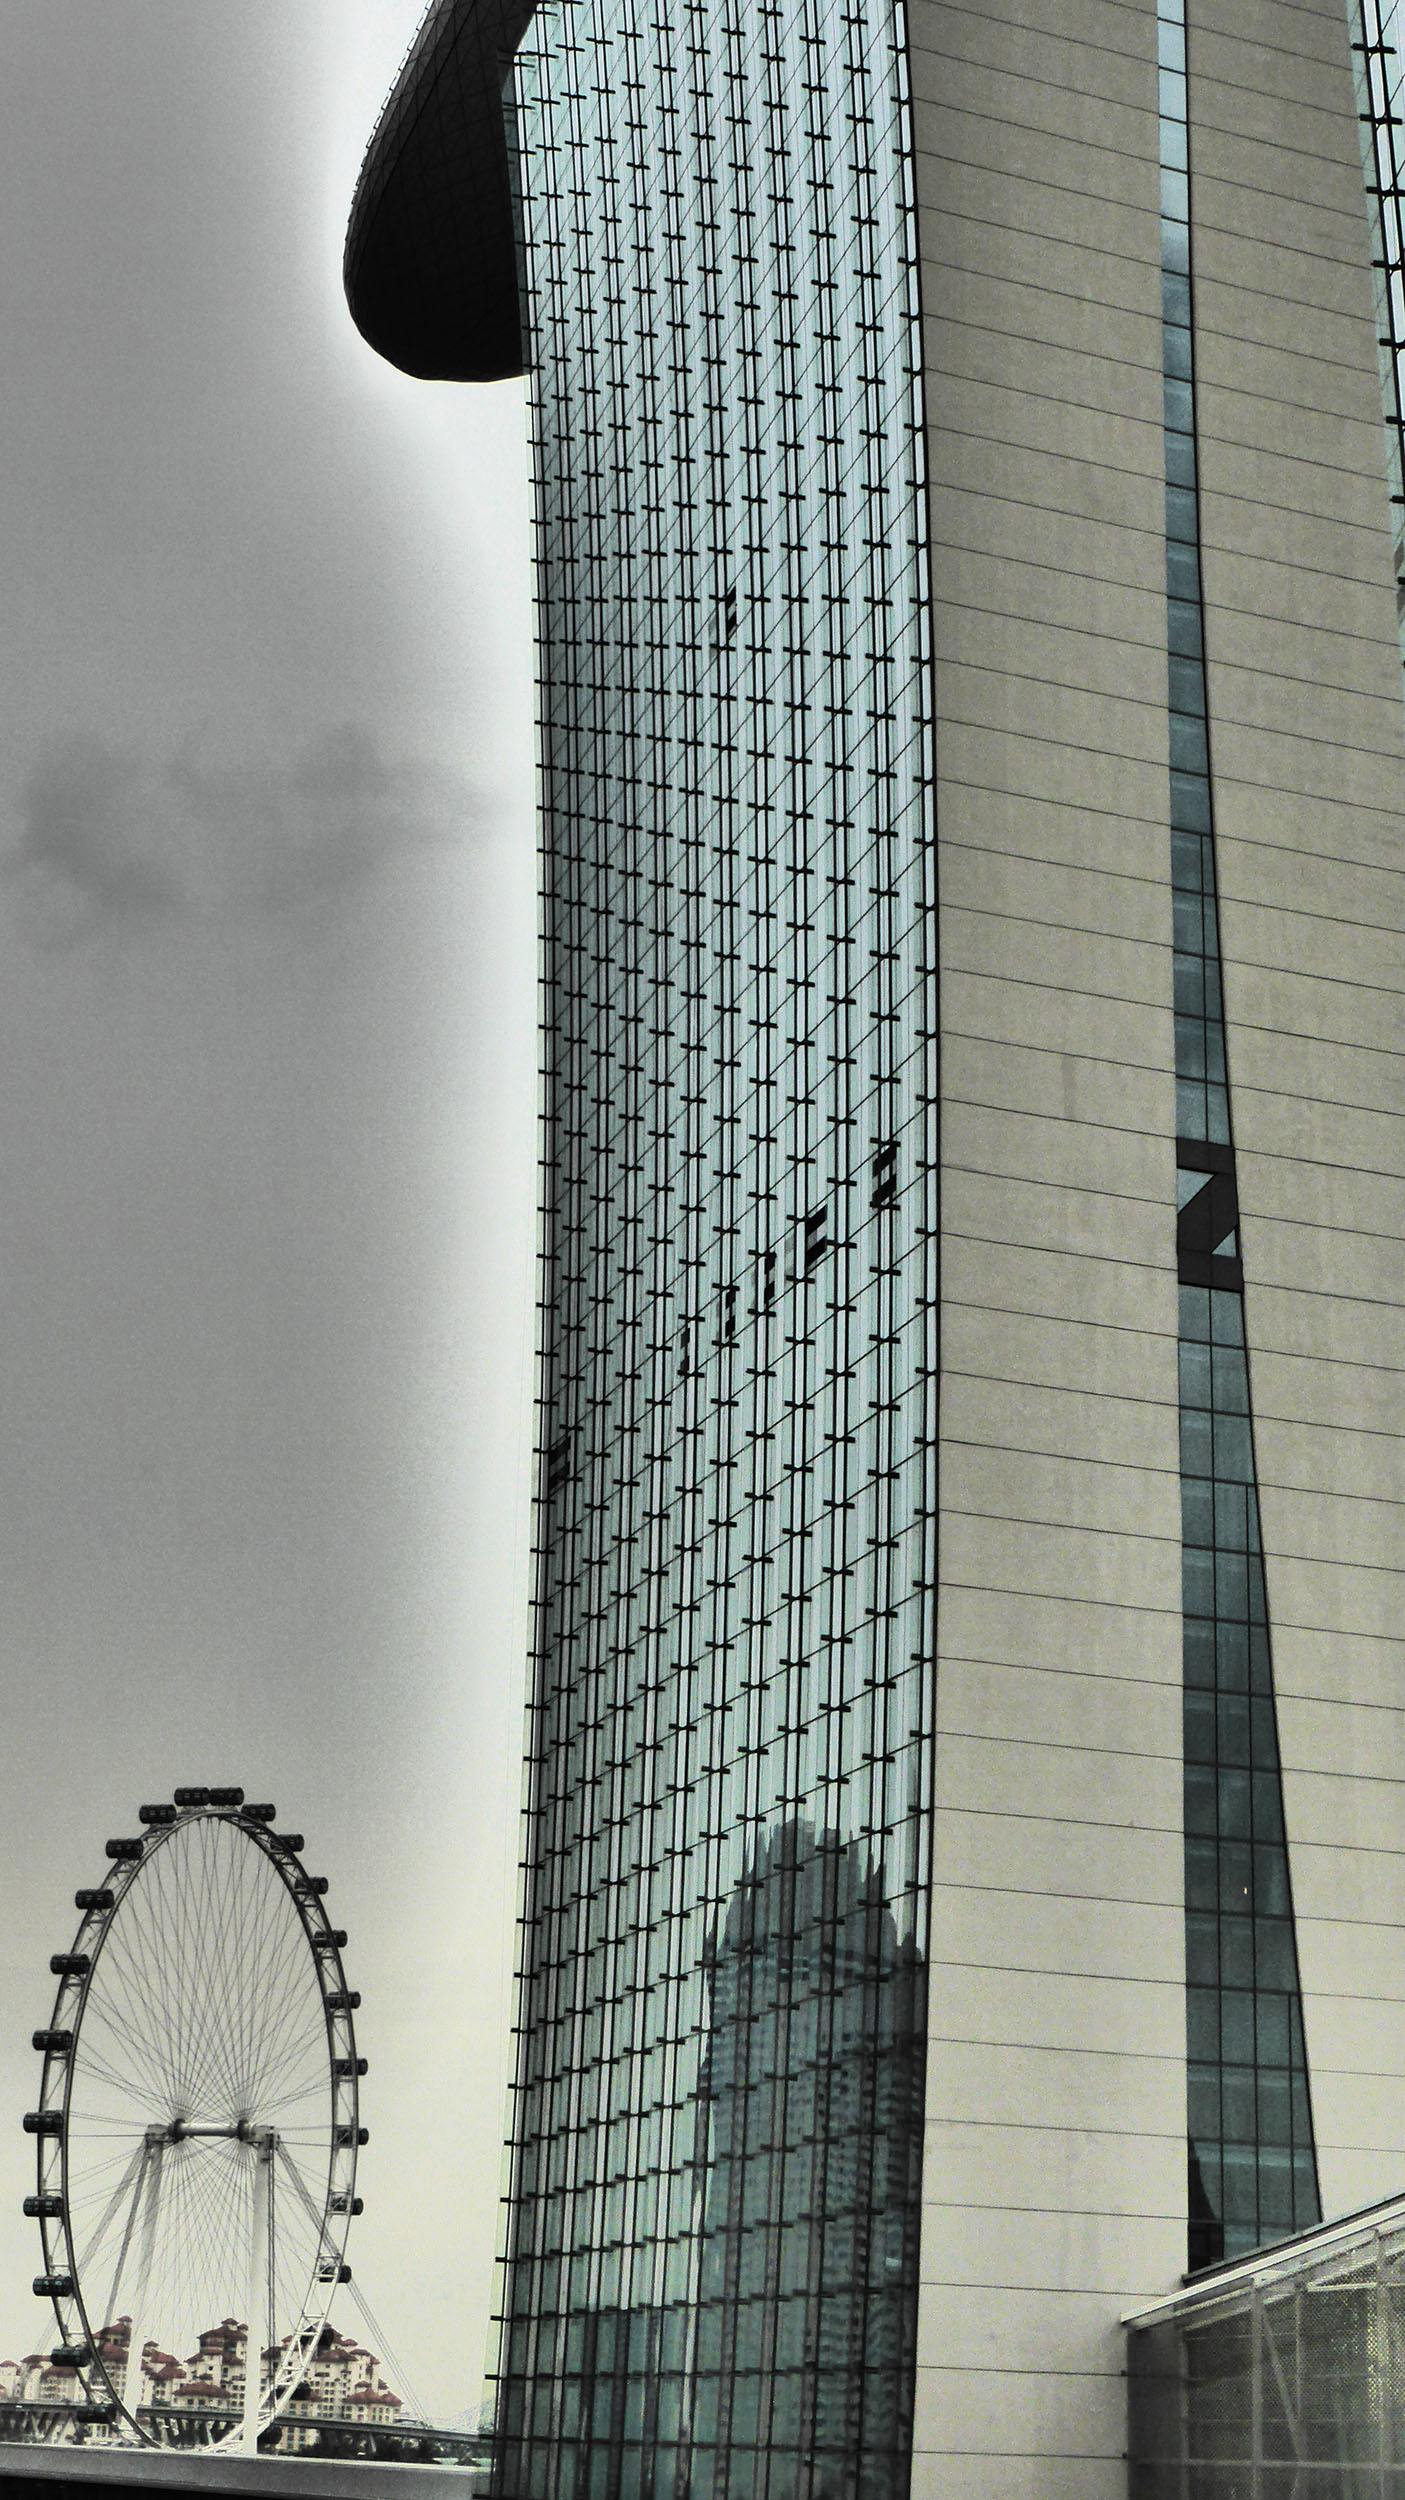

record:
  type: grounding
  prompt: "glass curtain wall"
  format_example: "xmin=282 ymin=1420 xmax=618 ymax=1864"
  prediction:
xmin=493 ymin=0 xmax=936 ymax=2491
xmin=1158 ymin=0 xmax=1321 ymax=2269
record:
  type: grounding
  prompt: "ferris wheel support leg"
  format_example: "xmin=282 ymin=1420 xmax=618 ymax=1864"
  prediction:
xmin=242 ymin=2134 xmax=274 ymax=2455
xmin=121 ymin=2139 xmax=164 ymax=2441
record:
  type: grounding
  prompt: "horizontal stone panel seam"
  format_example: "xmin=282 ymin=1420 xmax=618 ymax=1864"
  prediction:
xmin=945 ymin=1501 xmax=1179 ymax=1542
xmin=941 ymin=1024 xmax=1169 ymax=1078
xmin=911 ymin=34 xmax=1154 ymax=111
xmin=943 ymin=1162 xmax=1173 ymax=1211
xmin=937 ymin=1640 xmax=1178 ymax=1674
xmin=932 ymin=1878 xmax=1182 ymax=1913
xmin=940 ymin=838 xmax=1167 ymax=896
xmin=942 ymin=1365 xmax=1178 ymax=1410
xmin=914 ymin=92 xmax=1156 ymax=171
xmin=1191 ymin=102 xmax=1369 ymax=181
xmin=943 ymin=1227 xmax=1179 ymax=1274
xmin=914 ymin=0 xmax=1149 ymax=70
xmin=922 ymin=1951 xmax=1179 ymax=1983
xmin=927 ymin=539 xmax=1394 ymax=662
xmin=1191 ymin=176 xmax=1373 ymax=247
xmin=1193 ymin=0 xmax=1357 ymax=68
xmin=940 ymin=1577 xmax=1181 ymax=1620
xmin=1220 ymin=936 xmax=1405 ymax=1004
xmin=929 ymin=380 xmax=1164 ymax=449
xmin=931 ymin=1795 xmax=1181 ymax=1838
xmin=913 ymin=136 xmax=1156 ymax=214
xmin=926 ymin=475 xmax=1163 ymax=551
xmin=919 ymin=203 xmax=1162 ymax=292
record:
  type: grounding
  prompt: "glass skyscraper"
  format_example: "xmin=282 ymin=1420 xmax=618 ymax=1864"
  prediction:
xmin=348 ymin=0 xmax=1405 ymax=2487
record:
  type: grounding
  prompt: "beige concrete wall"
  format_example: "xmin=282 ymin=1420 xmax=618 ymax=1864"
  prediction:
xmin=911 ymin=0 xmax=1184 ymax=2490
xmin=914 ymin=0 xmax=1405 ymax=2483
xmin=1193 ymin=0 xmax=1405 ymax=2223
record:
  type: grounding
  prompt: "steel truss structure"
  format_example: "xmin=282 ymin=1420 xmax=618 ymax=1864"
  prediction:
xmin=1129 ymin=2192 xmax=1405 ymax=2493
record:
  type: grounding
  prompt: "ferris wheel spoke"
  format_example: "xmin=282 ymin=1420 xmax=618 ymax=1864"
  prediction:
xmin=223 ymin=1831 xmax=273 ymax=2088
xmin=92 ymin=2140 xmax=153 ymax=2358
xmin=68 ymin=2141 xmax=156 ymax=2211
xmin=68 ymin=2144 xmax=153 ymax=2228
xmin=160 ymin=2161 xmax=200 ymax=2342
xmin=218 ymin=1861 xmax=277 ymax=2113
xmin=208 ymin=1822 xmax=261 ymax=2069
xmin=255 ymin=1995 xmax=329 ymax=2115
xmin=66 ymin=2031 xmax=169 ymax=2115
xmin=176 ymin=1825 xmax=240 ymax=2113
xmin=160 ymin=1834 xmax=199 ymax=2112
xmin=143 ymin=1841 xmax=195 ymax=2110
xmin=72 ymin=2137 xmax=148 ymax=2281
xmin=181 ymin=1822 xmax=223 ymax=2070
xmin=94 ymin=1916 xmax=189 ymax=2114
xmin=104 ymin=1864 xmax=187 ymax=2100
xmin=75 ymin=1953 xmax=179 ymax=2111
xmin=250 ymin=2035 xmax=328 ymax=2100
xmin=237 ymin=1910 xmax=312 ymax=2107
xmin=249 ymin=2075 xmax=333 ymax=2133
xmin=176 ymin=2156 xmax=236 ymax=2341
xmin=273 ymin=2140 xmax=340 ymax=2267
xmin=231 ymin=1844 xmax=277 ymax=2106
xmin=187 ymin=1853 xmax=264 ymax=2118
xmin=175 ymin=1830 xmax=233 ymax=2109
xmin=180 ymin=2159 xmax=231 ymax=2355
xmin=246 ymin=1929 xmax=311 ymax=2081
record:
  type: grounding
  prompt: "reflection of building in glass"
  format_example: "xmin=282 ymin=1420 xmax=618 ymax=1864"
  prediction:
xmin=347 ymin=0 xmax=1405 ymax=2487
xmin=696 ymin=1824 xmax=923 ymax=2500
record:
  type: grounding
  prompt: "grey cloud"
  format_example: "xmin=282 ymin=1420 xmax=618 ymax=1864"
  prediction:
xmin=168 ymin=723 xmax=478 ymax=914
xmin=4 ymin=737 xmax=186 ymax=942
xmin=4 ymin=727 xmax=485 ymax=943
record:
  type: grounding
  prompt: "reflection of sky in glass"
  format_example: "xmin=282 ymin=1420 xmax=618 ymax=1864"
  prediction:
xmin=494 ymin=0 xmax=935 ymax=2485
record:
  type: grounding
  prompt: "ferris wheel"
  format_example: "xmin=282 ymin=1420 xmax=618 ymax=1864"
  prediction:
xmin=24 ymin=1789 xmax=366 ymax=2452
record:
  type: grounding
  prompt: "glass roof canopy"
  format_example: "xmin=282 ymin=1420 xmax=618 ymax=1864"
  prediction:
xmin=1127 ymin=2190 xmax=1405 ymax=2493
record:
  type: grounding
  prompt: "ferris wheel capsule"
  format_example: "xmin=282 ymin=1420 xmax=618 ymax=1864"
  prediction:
xmin=24 ymin=1790 xmax=363 ymax=2453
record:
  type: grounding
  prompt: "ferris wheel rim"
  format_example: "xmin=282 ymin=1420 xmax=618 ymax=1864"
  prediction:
xmin=25 ymin=1794 xmax=364 ymax=2451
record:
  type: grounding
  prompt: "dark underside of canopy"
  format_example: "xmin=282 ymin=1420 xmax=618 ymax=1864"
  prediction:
xmin=344 ymin=0 xmax=536 ymax=384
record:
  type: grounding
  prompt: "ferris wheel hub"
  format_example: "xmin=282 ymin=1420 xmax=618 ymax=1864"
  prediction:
xmin=147 ymin=2121 xmax=278 ymax=2148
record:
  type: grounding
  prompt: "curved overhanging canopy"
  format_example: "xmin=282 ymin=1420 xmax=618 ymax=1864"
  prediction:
xmin=343 ymin=0 xmax=536 ymax=383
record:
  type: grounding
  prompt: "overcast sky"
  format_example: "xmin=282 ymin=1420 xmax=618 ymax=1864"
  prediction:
xmin=0 ymin=2 xmax=535 ymax=2422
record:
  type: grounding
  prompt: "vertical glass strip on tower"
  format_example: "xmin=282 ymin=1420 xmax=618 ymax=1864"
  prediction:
xmin=495 ymin=0 xmax=936 ymax=2491
xmin=1158 ymin=0 xmax=1321 ymax=2270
